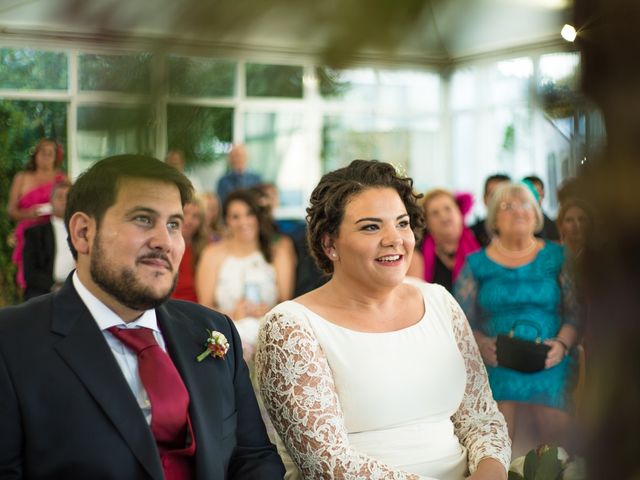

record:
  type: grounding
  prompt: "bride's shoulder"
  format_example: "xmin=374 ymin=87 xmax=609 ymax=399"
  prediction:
xmin=402 ymin=276 xmax=444 ymax=297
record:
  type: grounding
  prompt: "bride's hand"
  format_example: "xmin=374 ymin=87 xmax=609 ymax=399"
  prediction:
xmin=466 ymin=458 xmax=507 ymax=479
xmin=477 ymin=336 xmax=498 ymax=367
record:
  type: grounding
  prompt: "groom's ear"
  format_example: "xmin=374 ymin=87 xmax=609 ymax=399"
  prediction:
xmin=68 ymin=212 xmax=95 ymax=256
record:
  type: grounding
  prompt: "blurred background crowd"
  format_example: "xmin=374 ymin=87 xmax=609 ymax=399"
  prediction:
xmin=1 ymin=0 xmax=639 ymax=477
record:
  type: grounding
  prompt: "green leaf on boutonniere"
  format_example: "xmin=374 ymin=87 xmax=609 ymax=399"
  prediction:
xmin=524 ymin=448 xmax=540 ymax=479
xmin=535 ymin=446 xmax=562 ymax=480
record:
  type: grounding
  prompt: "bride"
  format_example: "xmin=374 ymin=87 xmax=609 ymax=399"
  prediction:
xmin=255 ymin=160 xmax=510 ymax=479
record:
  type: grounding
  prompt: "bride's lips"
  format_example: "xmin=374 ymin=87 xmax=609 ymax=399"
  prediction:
xmin=375 ymin=254 xmax=403 ymax=266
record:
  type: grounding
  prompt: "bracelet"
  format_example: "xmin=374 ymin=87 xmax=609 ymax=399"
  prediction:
xmin=552 ymin=337 xmax=570 ymax=356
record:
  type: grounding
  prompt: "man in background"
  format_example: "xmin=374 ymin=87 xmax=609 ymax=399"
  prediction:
xmin=523 ymin=174 xmax=560 ymax=241
xmin=23 ymin=179 xmax=74 ymax=300
xmin=165 ymin=149 xmax=204 ymax=192
xmin=216 ymin=144 xmax=262 ymax=202
xmin=470 ymin=173 xmax=511 ymax=247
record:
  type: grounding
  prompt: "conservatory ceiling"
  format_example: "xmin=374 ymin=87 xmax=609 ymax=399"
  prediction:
xmin=0 ymin=0 xmax=573 ymax=65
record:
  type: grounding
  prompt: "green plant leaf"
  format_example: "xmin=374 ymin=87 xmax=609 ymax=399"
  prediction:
xmin=508 ymin=471 xmax=525 ymax=480
xmin=535 ymin=447 xmax=563 ymax=480
xmin=523 ymin=449 xmax=540 ymax=479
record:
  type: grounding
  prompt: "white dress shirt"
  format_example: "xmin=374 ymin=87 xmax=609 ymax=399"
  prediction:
xmin=51 ymin=216 xmax=75 ymax=283
xmin=72 ymin=272 xmax=167 ymax=426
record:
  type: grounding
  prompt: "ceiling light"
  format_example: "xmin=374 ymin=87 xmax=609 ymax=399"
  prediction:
xmin=561 ymin=24 xmax=577 ymax=42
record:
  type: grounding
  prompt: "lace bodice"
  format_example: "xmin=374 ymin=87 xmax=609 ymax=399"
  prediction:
xmin=255 ymin=280 xmax=510 ymax=479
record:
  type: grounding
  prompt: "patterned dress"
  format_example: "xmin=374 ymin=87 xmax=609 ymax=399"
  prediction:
xmin=454 ymin=242 xmax=578 ymax=410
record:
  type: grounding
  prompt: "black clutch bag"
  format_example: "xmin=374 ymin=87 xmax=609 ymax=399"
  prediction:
xmin=496 ymin=320 xmax=551 ymax=373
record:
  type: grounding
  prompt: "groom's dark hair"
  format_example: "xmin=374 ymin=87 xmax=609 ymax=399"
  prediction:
xmin=64 ymin=154 xmax=194 ymax=259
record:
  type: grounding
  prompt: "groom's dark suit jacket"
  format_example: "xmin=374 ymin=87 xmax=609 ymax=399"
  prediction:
xmin=0 ymin=277 xmax=284 ymax=479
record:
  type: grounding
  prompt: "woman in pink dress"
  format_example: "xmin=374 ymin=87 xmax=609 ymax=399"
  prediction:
xmin=408 ymin=189 xmax=480 ymax=292
xmin=7 ymin=138 xmax=67 ymax=291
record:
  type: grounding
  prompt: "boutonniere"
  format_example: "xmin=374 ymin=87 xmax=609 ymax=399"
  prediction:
xmin=196 ymin=329 xmax=230 ymax=362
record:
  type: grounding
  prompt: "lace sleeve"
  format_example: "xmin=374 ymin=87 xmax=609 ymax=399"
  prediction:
xmin=255 ymin=310 xmax=422 ymax=480
xmin=453 ymin=260 xmax=481 ymax=330
xmin=444 ymin=292 xmax=511 ymax=474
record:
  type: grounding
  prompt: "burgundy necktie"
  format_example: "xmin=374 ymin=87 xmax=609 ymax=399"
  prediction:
xmin=108 ymin=326 xmax=190 ymax=449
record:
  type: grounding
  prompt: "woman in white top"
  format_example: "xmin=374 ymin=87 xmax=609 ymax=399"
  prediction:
xmin=255 ymin=160 xmax=510 ymax=479
xmin=196 ymin=188 xmax=296 ymax=358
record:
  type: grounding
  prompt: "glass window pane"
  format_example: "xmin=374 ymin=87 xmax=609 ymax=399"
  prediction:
xmin=378 ymin=70 xmax=441 ymax=111
xmin=246 ymin=63 xmax=303 ymax=98
xmin=489 ymin=57 xmax=533 ymax=104
xmin=317 ymin=67 xmax=376 ymax=104
xmin=79 ymin=53 xmax=152 ymax=93
xmin=322 ymin=114 xmax=439 ymax=184
xmin=76 ymin=105 xmax=154 ymax=171
xmin=0 ymin=48 xmax=68 ymax=90
xmin=538 ymin=52 xmax=581 ymax=119
xmin=167 ymin=105 xmax=233 ymax=177
xmin=451 ymin=68 xmax=477 ymax=110
xmin=244 ymin=111 xmax=307 ymax=209
xmin=539 ymin=52 xmax=580 ymax=87
xmin=168 ymin=56 xmax=236 ymax=97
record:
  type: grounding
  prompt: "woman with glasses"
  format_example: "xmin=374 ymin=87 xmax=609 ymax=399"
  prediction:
xmin=454 ymin=182 xmax=579 ymax=450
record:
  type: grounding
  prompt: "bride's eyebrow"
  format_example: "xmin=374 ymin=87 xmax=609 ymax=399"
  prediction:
xmin=355 ymin=213 xmax=409 ymax=224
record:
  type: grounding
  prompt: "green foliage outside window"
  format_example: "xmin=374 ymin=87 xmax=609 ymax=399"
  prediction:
xmin=0 ymin=48 xmax=68 ymax=90
xmin=0 ymin=100 xmax=67 ymax=306
xmin=317 ymin=66 xmax=353 ymax=99
xmin=168 ymin=56 xmax=236 ymax=97
xmin=79 ymin=53 xmax=152 ymax=93
xmin=167 ymin=105 xmax=233 ymax=168
xmin=246 ymin=63 xmax=303 ymax=98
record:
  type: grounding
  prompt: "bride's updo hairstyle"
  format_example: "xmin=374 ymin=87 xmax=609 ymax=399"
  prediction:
xmin=306 ymin=159 xmax=423 ymax=274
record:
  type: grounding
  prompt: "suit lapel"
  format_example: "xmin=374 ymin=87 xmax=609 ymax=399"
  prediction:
xmin=157 ymin=304 xmax=225 ymax=477
xmin=51 ymin=279 xmax=163 ymax=480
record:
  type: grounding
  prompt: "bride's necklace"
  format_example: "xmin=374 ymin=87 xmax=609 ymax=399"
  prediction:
xmin=495 ymin=238 xmax=537 ymax=258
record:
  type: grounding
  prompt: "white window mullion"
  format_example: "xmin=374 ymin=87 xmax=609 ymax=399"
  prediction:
xmin=68 ymin=49 xmax=79 ymax=178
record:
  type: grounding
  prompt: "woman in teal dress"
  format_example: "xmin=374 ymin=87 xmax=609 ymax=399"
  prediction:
xmin=455 ymin=181 xmax=579 ymax=448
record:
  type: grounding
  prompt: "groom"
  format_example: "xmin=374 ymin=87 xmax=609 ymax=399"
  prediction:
xmin=0 ymin=155 xmax=284 ymax=479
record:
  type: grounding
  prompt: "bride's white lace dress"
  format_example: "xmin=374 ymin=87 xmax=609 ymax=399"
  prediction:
xmin=255 ymin=279 xmax=511 ymax=479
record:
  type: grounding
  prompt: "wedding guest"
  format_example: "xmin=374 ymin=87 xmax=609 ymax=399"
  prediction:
xmin=455 ymin=182 xmax=579 ymax=448
xmin=7 ymin=138 xmax=67 ymax=291
xmin=196 ymin=189 xmax=295 ymax=360
xmin=216 ymin=144 xmax=262 ymax=202
xmin=556 ymin=198 xmax=592 ymax=259
xmin=201 ymin=192 xmax=224 ymax=242
xmin=470 ymin=174 xmax=511 ymax=247
xmin=165 ymin=149 xmax=206 ymax=193
xmin=23 ymin=179 xmax=75 ymax=300
xmin=256 ymin=160 xmax=510 ymax=480
xmin=171 ymin=196 xmax=208 ymax=303
xmin=523 ymin=175 xmax=560 ymax=241
xmin=0 ymin=154 xmax=284 ymax=478
xmin=408 ymin=189 xmax=480 ymax=292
